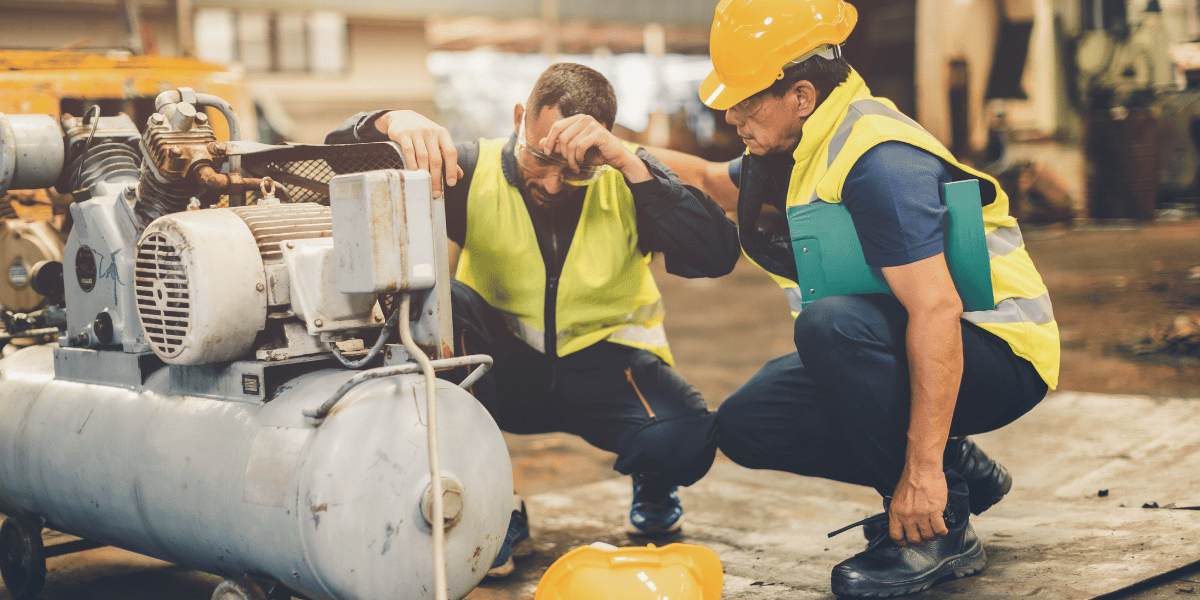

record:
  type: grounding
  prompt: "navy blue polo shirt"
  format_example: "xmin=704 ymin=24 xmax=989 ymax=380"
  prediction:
xmin=729 ymin=141 xmax=953 ymax=268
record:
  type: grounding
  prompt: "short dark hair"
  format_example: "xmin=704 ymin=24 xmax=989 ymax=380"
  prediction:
xmin=763 ymin=55 xmax=851 ymax=107
xmin=527 ymin=63 xmax=618 ymax=131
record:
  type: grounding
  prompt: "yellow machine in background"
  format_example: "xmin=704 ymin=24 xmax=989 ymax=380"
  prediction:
xmin=0 ymin=50 xmax=254 ymax=139
xmin=0 ymin=50 xmax=255 ymax=313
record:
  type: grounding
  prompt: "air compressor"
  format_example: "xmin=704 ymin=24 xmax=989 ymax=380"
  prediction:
xmin=0 ymin=89 xmax=512 ymax=600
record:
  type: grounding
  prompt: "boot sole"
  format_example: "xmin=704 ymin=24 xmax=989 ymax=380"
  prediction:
xmin=485 ymin=557 xmax=514 ymax=579
xmin=831 ymin=539 xmax=986 ymax=598
xmin=484 ymin=534 xmax=534 ymax=579
xmin=624 ymin=517 xmax=684 ymax=538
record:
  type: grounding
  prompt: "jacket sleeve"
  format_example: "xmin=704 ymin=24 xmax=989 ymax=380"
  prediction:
xmin=631 ymin=148 xmax=740 ymax=278
xmin=324 ymin=110 xmax=392 ymax=144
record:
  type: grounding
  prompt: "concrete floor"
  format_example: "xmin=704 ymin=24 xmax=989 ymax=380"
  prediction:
xmin=461 ymin=390 xmax=1200 ymax=600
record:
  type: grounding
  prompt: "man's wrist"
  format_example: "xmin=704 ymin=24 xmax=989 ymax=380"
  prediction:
xmin=372 ymin=110 xmax=395 ymax=135
xmin=614 ymin=150 xmax=652 ymax=183
xmin=905 ymin=436 xmax=947 ymax=472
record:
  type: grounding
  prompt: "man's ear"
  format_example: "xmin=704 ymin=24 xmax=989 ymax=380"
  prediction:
xmin=794 ymin=81 xmax=818 ymax=118
xmin=513 ymin=103 xmax=525 ymax=135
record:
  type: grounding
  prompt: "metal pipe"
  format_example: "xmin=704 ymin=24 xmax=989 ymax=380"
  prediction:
xmin=154 ymin=90 xmax=242 ymax=143
xmin=154 ymin=89 xmax=243 ymax=174
xmin=399 ymin=294 xmax=447 ymax=600
xmin=192 ymin=164 xmax=266 ymax=195
xmin=303 ymin=354 xmax=491 ymax=425
xmin=458 ymin=355 xmax=493 ymax=389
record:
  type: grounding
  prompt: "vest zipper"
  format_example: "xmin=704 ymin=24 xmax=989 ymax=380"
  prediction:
xmin=544 ymin=203 xmax=559 ymax=358
xmin=625 ymin=368 xmax=655 ymax=419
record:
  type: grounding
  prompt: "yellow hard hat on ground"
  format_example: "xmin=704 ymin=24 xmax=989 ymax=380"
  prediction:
xmin=700 ymin=0 xmax=859 ymax=109
xmin=534 ymin=542 xmax=723 ymax=600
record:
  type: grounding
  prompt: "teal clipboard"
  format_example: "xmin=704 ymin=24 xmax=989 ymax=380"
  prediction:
xmin=786 ymin=179 xmax=995 ymax=312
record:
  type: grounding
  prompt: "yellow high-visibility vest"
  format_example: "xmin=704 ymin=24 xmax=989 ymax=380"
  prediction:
xmin=456 ymin=138 xmax=674 ymax=364
xmin=743 ymin=69 xmax=1059 ymax=388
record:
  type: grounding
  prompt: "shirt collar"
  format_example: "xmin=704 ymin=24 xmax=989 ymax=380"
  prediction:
xmin=500 ymin=133 xmax=520 ymax=188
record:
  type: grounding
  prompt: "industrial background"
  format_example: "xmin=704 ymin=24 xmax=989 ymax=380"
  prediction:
xmin=2 ymin=0 xmax=1200 ymax=598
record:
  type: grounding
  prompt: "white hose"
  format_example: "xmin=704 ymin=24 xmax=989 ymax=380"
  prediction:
xmin=398 ymin=294 xmax=447 ymax=600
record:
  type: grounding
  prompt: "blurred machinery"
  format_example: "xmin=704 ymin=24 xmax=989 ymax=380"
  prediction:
xmin=1069 ymin=0 xmax=1178 ymax=219
xmin=1073 ymin=0 xmax=1175 ymax=109
xmin=1156 ymin=42 xmax=1200 ymax=207
xmin=0 ymin=50 xmax=261 ymax=314
xmin=0 ymin=88 xmax=511 ymax=600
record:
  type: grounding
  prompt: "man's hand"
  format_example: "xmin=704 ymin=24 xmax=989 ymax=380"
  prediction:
xmin=539 ymin=114 xmax=652 ymax=183
xmin=374 ymin=110 xmax=465 ymax=198
xmin=889 ymin=462 xmax=949 ymax=546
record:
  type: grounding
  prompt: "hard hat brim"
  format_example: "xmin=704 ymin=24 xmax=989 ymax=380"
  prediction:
xmin=699 ymin=69 xmax=767 ymax=111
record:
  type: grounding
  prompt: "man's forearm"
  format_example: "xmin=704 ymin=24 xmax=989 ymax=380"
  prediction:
xmin=904 ymin=307 xmax=963 ymax=474
xmin=631 ymin=150 xmax=739 ymax=278
xmin=631 ymin=183 xmax=739 ymax=278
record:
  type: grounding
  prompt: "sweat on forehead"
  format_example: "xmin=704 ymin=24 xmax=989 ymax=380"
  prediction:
xmin=526 ymin=62 xmax=618 ymax=130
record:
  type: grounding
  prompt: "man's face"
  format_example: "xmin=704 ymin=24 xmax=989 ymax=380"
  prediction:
xmin=513 ymin=105 xmax=604 ymax=209
xmin=724 ymin=87 xmax=808 ymax=156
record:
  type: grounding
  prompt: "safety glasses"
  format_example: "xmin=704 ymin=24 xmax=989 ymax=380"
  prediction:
xmin=516 ymin=114 xmax=608 ymax=186
xmin=729 ymin=94 xmax=767 ymax=119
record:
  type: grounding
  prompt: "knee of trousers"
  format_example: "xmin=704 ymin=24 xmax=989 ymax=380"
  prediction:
xmin=794 ymin=295 xmax=892 ymax=362
xmin=795 ymin=295 xmax=861 ymax=343
xmin=714 ymin=393 xmax=780 ymax=471
xmin=613 ymin=412 xmax=719 ymax=487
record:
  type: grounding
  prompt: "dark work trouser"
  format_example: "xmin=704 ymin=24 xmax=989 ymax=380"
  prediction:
xmin=717 ymin=293 xmax=1048 ymax=497
xmin=446 ymin=280 xmax=718 ymax=488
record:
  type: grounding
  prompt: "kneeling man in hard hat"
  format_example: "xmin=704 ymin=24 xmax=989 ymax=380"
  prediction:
xmin=327 ymin=63 xmax=738 ymax=579
xmin=698 ymin=0 xmax=1060 ymax=596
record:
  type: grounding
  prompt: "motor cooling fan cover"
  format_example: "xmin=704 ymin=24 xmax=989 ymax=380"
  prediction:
xmin=135 ymin=209 xmax=267 ymax=364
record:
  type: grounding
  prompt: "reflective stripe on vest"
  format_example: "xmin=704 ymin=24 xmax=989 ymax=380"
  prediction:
xmin=986 ymin=223 xmax=1024 ymax=258
xmin=502 ymin=298 xmax=669 ymax=353
xmin=964 ymin=294 xmax=1054 ymax=326
xmin=767 ymin=69 xmax=1060 ymax=389
xmin=809 ymin=99 xmax=926 ymax=204
xmin=784 ymin=287 xmax=804 ymax=313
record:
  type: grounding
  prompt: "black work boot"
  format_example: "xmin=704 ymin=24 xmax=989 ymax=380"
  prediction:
xmin=945 ymin=437 xmax=1012 ymax=516
xmin=831 ymin=476 xmax=985 ymax=598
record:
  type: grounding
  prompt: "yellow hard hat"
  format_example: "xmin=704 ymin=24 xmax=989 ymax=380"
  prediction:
xmin=534 ymin=542 xmax=723 ymax=600
xmin=700 ymin=0 xmax=859 ymax=109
